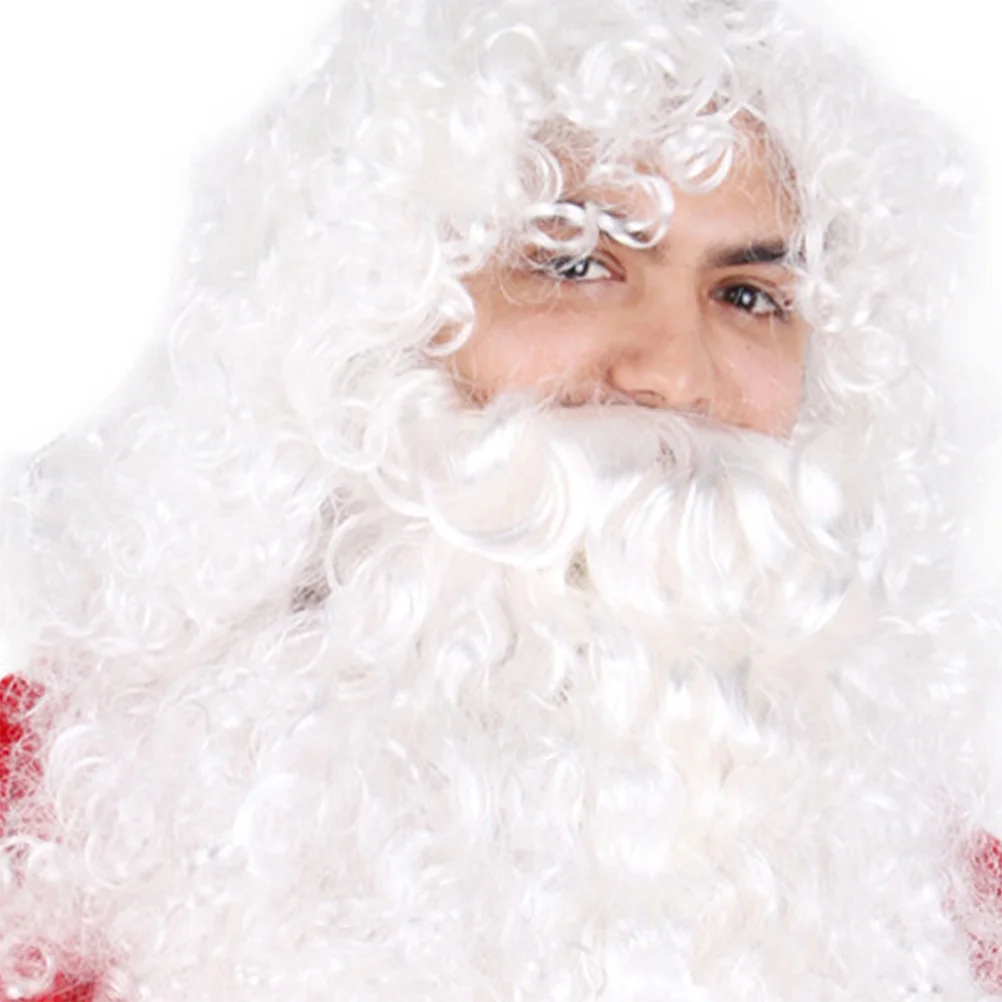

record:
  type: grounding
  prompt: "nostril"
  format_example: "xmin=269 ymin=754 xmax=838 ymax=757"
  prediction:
xmin=683 ymin=396 xmax=713 ymax=418
xmin=629 ymin=389 xmax=669 ymax=409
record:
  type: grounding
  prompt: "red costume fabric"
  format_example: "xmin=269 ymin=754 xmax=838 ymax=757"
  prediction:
xmin=967 ymin=833 xmax=1002 ymax=990
xmin=0 ymin=677 xmax=96 ymax=1002
xmin=0 ymin=673 xmax=998 ymax=1000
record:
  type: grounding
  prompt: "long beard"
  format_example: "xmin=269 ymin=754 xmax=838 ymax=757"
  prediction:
xmin=4 ymin=375 xmax=986 ymax=1001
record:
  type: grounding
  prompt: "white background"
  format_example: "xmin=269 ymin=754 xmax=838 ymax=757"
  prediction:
xmin=0 ymin=0 xmax=998 ymax=460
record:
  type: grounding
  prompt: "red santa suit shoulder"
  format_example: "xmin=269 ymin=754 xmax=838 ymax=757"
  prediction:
xmin=0 ymin=677 xmax=97 ymax=1002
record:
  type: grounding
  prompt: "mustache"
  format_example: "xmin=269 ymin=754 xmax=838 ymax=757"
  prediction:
xmin=360 ymin=393 xmax=849 ymax=605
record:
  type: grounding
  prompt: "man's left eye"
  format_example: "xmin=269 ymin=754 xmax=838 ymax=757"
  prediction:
xmin=541 ymin=256 xmax=614 ymax=283
xmin=718 ymin=284 xmax=783 ymax=317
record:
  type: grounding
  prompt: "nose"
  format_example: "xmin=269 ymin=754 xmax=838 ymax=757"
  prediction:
xmin=605 ymin=299 xmax=716 ymax=414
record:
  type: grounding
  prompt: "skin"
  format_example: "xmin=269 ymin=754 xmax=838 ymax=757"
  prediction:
xmin=448 ymin=137 xmax=809 ymax=437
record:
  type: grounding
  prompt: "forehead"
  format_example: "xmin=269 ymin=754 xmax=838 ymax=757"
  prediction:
xmin=535 ymin=130 xmax=799 ymax=255
xmin=667 ymin=134 xmax=798 ymax=247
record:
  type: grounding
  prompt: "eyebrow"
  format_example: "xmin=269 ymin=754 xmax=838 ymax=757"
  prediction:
xmin=637 ymin=235 xmax=797 ymax=272
xmin=703 ymin=240 xmax=791 ymax=269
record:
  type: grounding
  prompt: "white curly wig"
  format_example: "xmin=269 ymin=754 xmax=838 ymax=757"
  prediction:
xmin=0 ymin=0 xmax=997 ymax=999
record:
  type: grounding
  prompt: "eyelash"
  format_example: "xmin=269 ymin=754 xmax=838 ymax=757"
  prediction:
xmin=536 ymin=255 xmax=614 ymax=282
xmin=536 ymin=255 xmax=790 ymax=321
xmin=714 ymin=283 xmax=789 ymax=320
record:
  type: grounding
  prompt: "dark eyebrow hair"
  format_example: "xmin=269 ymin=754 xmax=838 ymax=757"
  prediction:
xmin=704 ymin=240 xmax=791 ymax=269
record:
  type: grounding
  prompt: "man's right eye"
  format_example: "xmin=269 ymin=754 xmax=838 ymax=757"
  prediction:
xmin=537 ymin=256 xmax=614 ymax=283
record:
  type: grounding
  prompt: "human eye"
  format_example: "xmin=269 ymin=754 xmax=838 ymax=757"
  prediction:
xmin=535 ymin=255 xmax=615 ymax=283
xmin=716 ymin=283 xmax=788 ymax=319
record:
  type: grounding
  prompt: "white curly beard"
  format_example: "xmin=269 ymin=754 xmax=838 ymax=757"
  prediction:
xmin=4 ymin=374 xmax=989 ymax=1002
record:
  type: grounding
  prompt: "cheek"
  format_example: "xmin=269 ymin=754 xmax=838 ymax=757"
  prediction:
xmin=720 ymin=328 xmax=807 ymax=431
xmin=451 ymin=311 xmax=601 ymax=398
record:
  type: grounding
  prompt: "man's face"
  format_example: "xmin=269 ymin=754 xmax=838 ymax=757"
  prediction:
xmin=449 ymin=136 xmax=809 ymax=437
